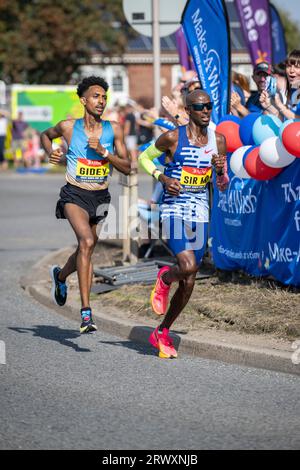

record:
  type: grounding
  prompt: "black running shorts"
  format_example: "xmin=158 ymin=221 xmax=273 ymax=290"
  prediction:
xmin=56 ymin=183 xmax=111 ymax=225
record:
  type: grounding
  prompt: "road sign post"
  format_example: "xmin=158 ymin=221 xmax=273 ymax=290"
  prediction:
xmin=122 ymin=0 xmax=186 ymax=262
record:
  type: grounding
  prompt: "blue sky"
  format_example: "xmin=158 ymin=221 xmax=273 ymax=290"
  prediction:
xmin=272 ymin=0 xmax=300 ymax=25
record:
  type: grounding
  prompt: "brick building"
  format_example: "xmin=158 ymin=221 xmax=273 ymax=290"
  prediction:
xmin=80 ymin=0 xmax=251 ymax=107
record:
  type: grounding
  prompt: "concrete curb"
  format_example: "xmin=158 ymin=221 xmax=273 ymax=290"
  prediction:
xmin=22 ymin=247 xmax=300 ymax=376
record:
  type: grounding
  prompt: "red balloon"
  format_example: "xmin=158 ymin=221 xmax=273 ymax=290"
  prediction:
xmin=282 ymin=122 xmax=300 ymax=158
xmin=216 ymin=121 xmax=243 ymax=153
xmin=244 ymin=147 xmax=282 ymax=180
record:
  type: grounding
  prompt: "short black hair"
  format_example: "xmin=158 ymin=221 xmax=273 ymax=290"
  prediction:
xmin=77 ymin=76 xmax=109 ymax=97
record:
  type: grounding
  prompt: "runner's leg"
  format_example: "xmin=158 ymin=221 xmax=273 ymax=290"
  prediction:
xmin=58 ymin=247 xmax=79 ymax=281
xmin=63 ymin=203 xmax=96 ymax=309
xmin=88 ymin=223 xmax=99 ymax=292
xmin=58 ymin=223 xmax=98 ymax=286
xmin=149 ymin=250 xmax=198 ymax=358
xmin=160 ymin=250 xmax=198 ymax=330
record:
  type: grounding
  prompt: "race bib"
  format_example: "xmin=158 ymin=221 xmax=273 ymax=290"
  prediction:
xmin=180 ymin=166 xmax=212 ymax=192
xmin=76 ymin=158 xmax=110 ymax=183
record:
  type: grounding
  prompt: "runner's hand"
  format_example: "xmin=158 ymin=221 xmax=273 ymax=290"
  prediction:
xmin=160 ymin=175 xmax=182 ymax=196
xmin=49 ymin=149 xmax=64 ymax=165
xmin=88 ymin=137 xmax=107 ymax=156
xmin=211 ymin=153 xmax=226 ymax=175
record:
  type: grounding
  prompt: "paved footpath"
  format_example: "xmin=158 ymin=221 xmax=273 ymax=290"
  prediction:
xmin=0 ymin=172 xmax=299 ymax=450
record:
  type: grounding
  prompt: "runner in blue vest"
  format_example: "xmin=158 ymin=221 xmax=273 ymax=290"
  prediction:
xmin=41 ymin=76 xmax=130 ymax=333
xmin=139 ymin=89 xmax=229 ymax=358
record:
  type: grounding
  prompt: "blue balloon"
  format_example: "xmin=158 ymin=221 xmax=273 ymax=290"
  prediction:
xmin=252 ymin=114 xmax=282 ymax=145
xmin=279 ymin=118 xmax=300 ymax=140
xmin=218 ymin=114 xmax=242 ymax=125
xmin=239 ymin=112 xmax=261 ymax=145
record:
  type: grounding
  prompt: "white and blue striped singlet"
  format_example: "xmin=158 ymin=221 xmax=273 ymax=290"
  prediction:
xmin=66 ymin=118 xmax=114 ymax=190
xmin=160 ymin=125 xmax=217 ymax=223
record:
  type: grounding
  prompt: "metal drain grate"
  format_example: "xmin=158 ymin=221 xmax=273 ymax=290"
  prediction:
xmin=92 ymin=258 xmax=213 ymax=294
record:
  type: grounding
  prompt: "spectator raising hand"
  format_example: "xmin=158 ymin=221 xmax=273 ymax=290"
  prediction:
xmin=162 ymin=96 xmax=178 ymax=118
xmin=161 ymin=96 xmax=188 ymax=125
xmin=230 ymin=91 xmax=249 ymax=117
xmin=259 ymin=90 xmax=271 ymax=109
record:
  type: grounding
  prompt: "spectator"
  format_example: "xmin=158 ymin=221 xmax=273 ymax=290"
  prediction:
xmin=174 ymin=70 xmax=198 ymax=94
xmin=124 ymin=103 xmax=138 ymax=170
xmin=103 ymin=105 xmax=120 ymax=124
xmin=162 ymin=76 xmax=202 ymax=125
xmin=12 ymin=111 xmax=28 ymax=167
xmin=118 ymin=105 xmax=127 ymax=127
xmin=231 ymin=62 xmax=273 ymax=117
xmin=181 ymin=76 xmax=202 ymax=104
xmin=273 ymin=62 xmax=288 ymax=105
xmin=137 ymin=110 xmax=154 ymax=146
xmin=260 ymin=50 xmax=300 ymax=120
xmin=0 ymin=109 xmax=9 ymax=170
xmin=23 ymin=128 xmax=41 ymax=168
xmin=232 ymin=71 xmax=251 ymax=105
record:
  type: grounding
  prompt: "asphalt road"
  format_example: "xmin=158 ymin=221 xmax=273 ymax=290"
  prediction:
xmin=0 ymin=171 xmax=299 ymax=450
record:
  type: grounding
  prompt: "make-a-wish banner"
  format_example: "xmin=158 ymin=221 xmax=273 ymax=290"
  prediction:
xmin=181 ymin=0 xmax=231 ymax=124
xmin=211 ymin=159 xmax=300 ymax=286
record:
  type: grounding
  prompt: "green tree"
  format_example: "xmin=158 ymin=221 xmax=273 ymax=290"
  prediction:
xmin=0 ymin=0 xmax=132 ymax=84
xmin=275 ymin=7 xmax=300 ymax=52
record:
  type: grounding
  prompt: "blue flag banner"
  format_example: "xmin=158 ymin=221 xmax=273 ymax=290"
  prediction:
xmin=270 ymin=3 xmax=287 ymax=65
xmin=181 ymin=0 xmax=231 ymax=124
xmin=235 ymin=0 xmax=273 ymax=65
xmin=211 ymin=160 xmax=300 ymax=286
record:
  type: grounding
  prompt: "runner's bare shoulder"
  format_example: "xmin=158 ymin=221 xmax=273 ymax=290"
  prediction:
xmin=54 ymin=119 xmax=75 ymax=138
xmin=109 ymin=121 xmax=124 ymax=137
xmin=57 ymin=118 xmax=75 ymax=132
xmin=156 ymin=128 xmax=179 ymax=152
xmin=109 ymin=120 xmax=121 ymax=130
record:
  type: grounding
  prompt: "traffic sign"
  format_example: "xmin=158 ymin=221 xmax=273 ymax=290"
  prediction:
xmin=123 ymin=0 xmax=186 ymax=37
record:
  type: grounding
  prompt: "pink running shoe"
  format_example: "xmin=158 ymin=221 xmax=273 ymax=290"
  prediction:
xmin=150 ymin=266 xmax=171 ymax=315
xmin=149 ymin=326 xmax=177 ymax=359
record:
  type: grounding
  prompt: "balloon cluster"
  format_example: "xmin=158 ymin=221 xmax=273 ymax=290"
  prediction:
xmin=216 ymin=114 xmax=300 ymax=180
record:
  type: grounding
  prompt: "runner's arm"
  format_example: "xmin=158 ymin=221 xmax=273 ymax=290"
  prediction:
xmin=40 ymin=120 xmax=70 ymax=165
xmin=139 ymin=130 xmax=182 ymax=196
xmin=87 ymin=123 xmax=130 ymax=175
xmin=212 ymin=133 xmax=229 ymax=192
xmin=108 ymin=122 xmax=131 ymax=175
xmin=138 ymin=143 xmax=164 ymax=180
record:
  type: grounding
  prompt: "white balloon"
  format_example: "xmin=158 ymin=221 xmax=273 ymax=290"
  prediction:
xmin=259 ymin=136 xmax=296 ymax=168
xmin=230 ymin=146 xmax=251 ymax=178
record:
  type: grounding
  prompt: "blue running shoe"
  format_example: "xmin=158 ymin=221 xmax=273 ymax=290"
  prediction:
xmin=50 ymin=265 xmax=67 ymax=307
xmin=80 ymin=308 xmax=98 ymax=334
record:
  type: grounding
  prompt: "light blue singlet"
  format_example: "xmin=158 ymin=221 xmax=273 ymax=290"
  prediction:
xmin=66 ymin=118 xmax=114 ymax=185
